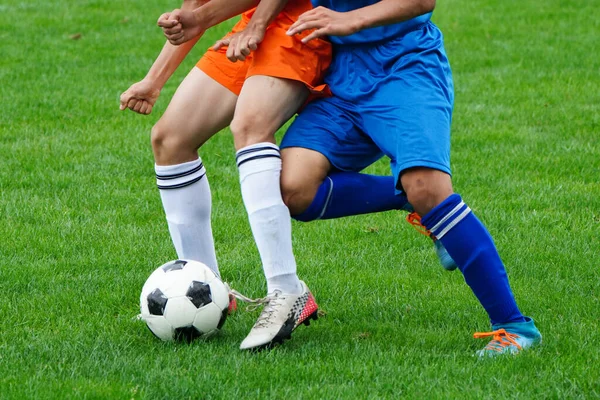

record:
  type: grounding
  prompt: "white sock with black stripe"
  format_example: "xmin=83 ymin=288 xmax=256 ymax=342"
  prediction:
xmin=155 ymin=158 xmax=219 ymax=276
xmin=236 ymin=143 xmax=302 ymax=295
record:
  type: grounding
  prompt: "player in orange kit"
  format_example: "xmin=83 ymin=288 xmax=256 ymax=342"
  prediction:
xmin=120 ymin=0 xmax=331 ymax=350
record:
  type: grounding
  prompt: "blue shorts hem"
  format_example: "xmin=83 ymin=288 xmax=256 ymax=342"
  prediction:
xmin=397 ymin=160 xmax=452 ymax=177
xmin=280 ymin=142 xmax=349 ymax=172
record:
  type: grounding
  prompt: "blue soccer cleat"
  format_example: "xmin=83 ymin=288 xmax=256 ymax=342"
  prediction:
xmin=434 ymin=240 xmax=457 ymax=271
xmin=474 ymin=317 xmax=542 ymax=357
xmin=407 ymin=212 xmax=458 ymax=271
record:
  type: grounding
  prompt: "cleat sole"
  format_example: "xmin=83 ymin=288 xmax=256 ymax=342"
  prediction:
xmin=302 ymin=311 xmax=319 ymax=326
xmin=243 ymin=309 xmax=319 ymax=352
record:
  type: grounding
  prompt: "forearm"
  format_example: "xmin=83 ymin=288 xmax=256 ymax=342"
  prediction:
xmin=350 ymin=0 xmax=435 ymax=31
xmin=193 ymin=0 xmax=261 ymax=29
xmin=142 ymin=0 xmax=208 ymax=88
xmin=245 ymin=0 xmax=289 ymax=30
xmin=143 ymin=37 xmax=201 ymax=88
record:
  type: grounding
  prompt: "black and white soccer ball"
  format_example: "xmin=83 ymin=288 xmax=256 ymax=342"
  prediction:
xmin=139 ymin=259 xmax=229 ymax=341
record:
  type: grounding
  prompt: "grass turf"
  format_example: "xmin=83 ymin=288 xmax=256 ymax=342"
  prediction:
xmin=1 ymin=0 xmax=599 ymax=398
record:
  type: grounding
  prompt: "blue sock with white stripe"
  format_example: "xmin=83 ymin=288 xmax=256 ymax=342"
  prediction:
xmin=155 ymin=158 xmax=219 ymax=276
xmin=292 ymin=171 xmax=411 ymax=222
xmin=421 ymin=194 xmax=525 ymax=325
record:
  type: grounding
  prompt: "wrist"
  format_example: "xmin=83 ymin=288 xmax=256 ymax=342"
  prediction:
xmin=247 ymin=18 xmax=268 ymax=32
xmin=349 ymin=10 xmax=369 ymax=33
xmin=193 ymin=4 xmax=216 ymax=29
xmin=141 ymin=76 xmax=164 ymax=91
xmin=192 ymin=8 xmax=205 ymax=28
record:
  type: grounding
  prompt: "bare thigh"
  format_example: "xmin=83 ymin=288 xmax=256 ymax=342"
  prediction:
xmin=152 ymin=67 xmax=238 ymax=165
xmin=230 ymin=75 xmax=309 ymax=150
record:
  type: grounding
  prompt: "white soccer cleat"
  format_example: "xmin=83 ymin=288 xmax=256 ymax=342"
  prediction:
xmin=239 ymin=281 xmax=318 ymax=351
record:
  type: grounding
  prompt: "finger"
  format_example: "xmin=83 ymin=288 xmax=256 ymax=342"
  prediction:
xmin=167 ymin=32 xmax=185 ymax=44
xmin=158 ymin=21 xmax=176 ymax=28
xmin=287 ymin=23 xmax=307 ymax=36
xmin=139 ymin=102 xmax=150 ymax=115
xmin=119 ymin=92 xmax=130 ymax=110
xmin=301 ymin=28 xmax=327 ymax=43
xmin=289 ymin=20 xmax=325 ymax=36
xmin=226 ymin=38 xmax=237 ymax=61
xmin=239 ymin=45 xmax=251 ymax=58
xmin=239 ymin=35 xmax=254 ymax=59
xmin=248 ymin=37 xmax=259 ymax=51
xmin=170 ymin=36 xmax=186 ymax=46
xmin=127 ymin=98 xmax=138 ymax=111
xmin=212 ymin=39 xmax=230 ymax=51
xmin=170 ymin=9 xmax=181 ymax=21
xmin=287 ymin=12 xmax=320 ymax=34
xmin=234 ymin=37 xmax=248 ymax=61
xmin=157 ymin=12 xmax=170 ymax=26
xmin=132 ymin=100 xmax=143 ymax=113
xmin=166 ymin=30 xmax=184 ymax=40
xmin=162 ymin=24 xmax=183 ymax=35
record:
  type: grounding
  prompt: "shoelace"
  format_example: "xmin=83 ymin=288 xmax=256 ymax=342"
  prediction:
xmin=226 ymin=286 xmax=286 ymax=327
xmin=227 ymin=287 xmax=269 ymax=306
xmin=473 ymin=329 xmax=522 ymax=352
xmin=252 ymin=294 xmax=287 ymax=328
xmin=406 ymin=212 xmax=436 ymax=239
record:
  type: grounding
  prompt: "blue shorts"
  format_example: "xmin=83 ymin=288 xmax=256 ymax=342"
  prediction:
xmin=281 ymin=21 xmax=454 ymax=190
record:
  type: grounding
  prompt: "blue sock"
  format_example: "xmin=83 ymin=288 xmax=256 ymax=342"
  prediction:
xmin=292 ymin=171 xmax=411 ymax=222
xmin=421 ymin=194 xmax=526 ymax=325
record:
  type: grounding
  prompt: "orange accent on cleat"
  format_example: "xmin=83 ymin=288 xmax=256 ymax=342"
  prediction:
xmin=473 ymin=329 xmax=522 ymax=353
xmin=406 ymin=212 xmax=436 ymax=239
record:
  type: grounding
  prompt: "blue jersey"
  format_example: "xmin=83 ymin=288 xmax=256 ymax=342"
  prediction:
xmin=311 ymin=0 xmax=431 ymax=45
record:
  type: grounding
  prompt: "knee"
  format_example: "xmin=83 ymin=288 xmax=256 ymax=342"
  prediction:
xmin=405 ymin=184 xmax=441 ymax=215
xmin=281 ymin=175 xmax=317 ymax=216
xmin=230 ymin=113 xmax=274 ymax=149
xmin=151 ymin=121 xmax=194 ymax=165
xmin=402 ymin=168 xmax=453 ymax=215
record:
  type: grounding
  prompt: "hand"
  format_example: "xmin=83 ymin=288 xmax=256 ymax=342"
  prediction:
xmin=287 ymin=6 xmax=360 ymax=43
xmin=212 ymin=22 xmax=266 ymax=62
xmin=119 ymin=80 xmax=161 ymax=115
xmin=157 ymin=9 xmax=203 ymax=45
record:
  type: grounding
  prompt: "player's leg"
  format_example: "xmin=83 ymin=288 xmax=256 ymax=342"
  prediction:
xmin=227 ymin=0 xmax=333 ymax=349
xmin=283 ymin=154 xmax=412 ymax=221
xmin=280 ymin=97 xmax=410 ymax=220
xmin=229 ymin=75 xmax=321 ymax=350
xmin=406 ymin=169 xmax=541 ymax=355
xmin=278 ymin=93 xmax=456 ymax=270
xmin=231 ymin=74 xmax=308 ymax=294
xmin=363 ymin=22 xmax=540 ymax=355
xmin=152 ymin=67 xmax=238 ymax=277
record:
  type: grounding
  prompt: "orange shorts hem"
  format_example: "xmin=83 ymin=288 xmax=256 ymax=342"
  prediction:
xmin=195 ymin=2 xmax=331 ymax=97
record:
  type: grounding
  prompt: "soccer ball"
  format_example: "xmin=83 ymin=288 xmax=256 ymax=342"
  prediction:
xmin=139 ymin=259 xmax=229 ymax=341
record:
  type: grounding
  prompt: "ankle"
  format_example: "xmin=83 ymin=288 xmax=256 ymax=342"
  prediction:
xmin=267 ymin=274 xmax=302 ymax=295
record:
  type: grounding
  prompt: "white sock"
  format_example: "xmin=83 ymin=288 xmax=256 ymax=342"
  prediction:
xmin=236 ymin=143 xmax=302 ymax=295
xmin=155 ymin=158 xmax=219 ymax=277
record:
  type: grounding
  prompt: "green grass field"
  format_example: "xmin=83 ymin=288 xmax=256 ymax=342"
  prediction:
xmin=1 ymin=0 xmax=599 ymax=398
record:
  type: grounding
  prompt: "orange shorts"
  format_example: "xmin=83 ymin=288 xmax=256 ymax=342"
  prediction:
xmin=196 ymin=0 xmax=332 ymax=96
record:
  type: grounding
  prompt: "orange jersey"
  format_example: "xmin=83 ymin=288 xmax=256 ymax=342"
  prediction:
xmin=196 ymin=0 xmax=331 ymax=96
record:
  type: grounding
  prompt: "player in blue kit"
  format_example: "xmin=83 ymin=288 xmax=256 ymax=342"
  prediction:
xmin=276 ymin=0 xmax=542 ymax=356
